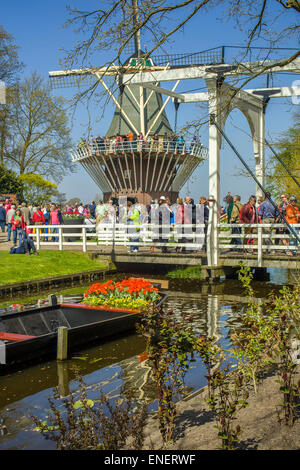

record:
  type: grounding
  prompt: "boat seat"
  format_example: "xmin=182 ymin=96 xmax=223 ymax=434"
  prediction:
xmin=0 ymin=332 xmax=36 ymax=342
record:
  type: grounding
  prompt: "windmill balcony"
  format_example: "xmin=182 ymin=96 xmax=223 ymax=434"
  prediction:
xmin=71 ymin=138 xmax=208 ymax=162
xmin=70 ymin=136 xmax=208 ymax=205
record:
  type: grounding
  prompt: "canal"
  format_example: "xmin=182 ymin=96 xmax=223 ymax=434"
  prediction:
xmin=0 ymin=268 xmax=296 ymax=449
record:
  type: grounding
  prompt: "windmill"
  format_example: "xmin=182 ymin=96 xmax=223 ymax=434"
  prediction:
xmin=48 ymin=0 xmax=209 ymax=204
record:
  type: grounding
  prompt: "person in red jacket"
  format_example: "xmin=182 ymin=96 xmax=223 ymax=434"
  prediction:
xmin=4 ymin=198 xmax=11 ymax=213
xmin=175 ymin=197 xmax=185 ymax=252
xmin=32 ymin=207 xmax=45 ymax=225
xmin=239 ymin=195 xmax=257 ymax=252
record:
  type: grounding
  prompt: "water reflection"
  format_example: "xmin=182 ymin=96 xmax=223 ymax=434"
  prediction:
xmin=0 ymin=270 xmax=293 ymax=450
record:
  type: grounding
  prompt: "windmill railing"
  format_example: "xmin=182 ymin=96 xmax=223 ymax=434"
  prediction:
xmin=71 ymin=140 xmax=208 ymax=162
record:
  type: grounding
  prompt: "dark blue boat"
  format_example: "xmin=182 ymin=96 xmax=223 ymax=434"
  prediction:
xmin=0 ymin=289 xmax=168 ymax=373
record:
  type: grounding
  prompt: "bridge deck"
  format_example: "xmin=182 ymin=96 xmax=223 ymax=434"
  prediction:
xmin=110 ymin=249 xmax=300 ymax=269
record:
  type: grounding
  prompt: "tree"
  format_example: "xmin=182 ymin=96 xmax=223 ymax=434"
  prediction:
xmin=18 ymin=173 xmax=58 ymax=205
xmin=0 ymin=26 xmax=23 ymax=165
xmin=266 ymin=114 xmax=300 ymax=200
xmin=54 ymin=1 xmax=300 ymax=135
xmin=67 ymin=197 xmax=81 ymax=206
xmin=53 ymin=191 xmax=67 ymax=206
xmin=62 ymin=1 xmax=300 ymax=82
xmin=0 ymin=163 xmax=23 ymax=198
xmin=0 ymin=25 xmax=23 ymax=85
xmin=3 ymin=71 xmax=76 ymax=181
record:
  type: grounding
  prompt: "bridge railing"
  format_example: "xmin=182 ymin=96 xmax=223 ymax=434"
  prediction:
xmin=27 ymin=223 xmax=206 ymax=252
xmin=218 ymin=223 xmax=300 ymax=267
xmin=27 ymin=223 xmax=299 ymax=265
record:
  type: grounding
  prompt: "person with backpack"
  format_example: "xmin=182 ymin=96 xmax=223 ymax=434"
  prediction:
xmin=22 ymin=226 xmax=39 ymax=255
xmin=10 ymin=229 xmax=38 ymax=255
xmin=258 ymin=192 xmax=279 ymax=253
xmin=230 ymin=195 xmax=243 ymax=249
xmin=88 ymin=201 xmax=96 ymax=219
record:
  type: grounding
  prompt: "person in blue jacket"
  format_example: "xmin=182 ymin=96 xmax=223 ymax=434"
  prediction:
xmin=0 ymin=203 xmax=6 ymax=233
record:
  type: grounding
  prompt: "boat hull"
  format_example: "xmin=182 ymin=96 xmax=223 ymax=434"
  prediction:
xmin=0 ymin=292 xmax=168 ymax=373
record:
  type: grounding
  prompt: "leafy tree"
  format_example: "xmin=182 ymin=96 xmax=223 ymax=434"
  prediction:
xmin=0 ymin=25 xmax=23 ymax=85
xmin=0 ymin=26 xmax=23 ymax=164
xmin=18 ymin=173 xmax=58 ymax=205
xmin=53 ymin=191 xmax=67 ymax=206
xmin=54 ymin=1 xmax=300 ymax=136
xmin=0 ymin=163 xmax=23 ymax=198
xmin=266 ymin=114 xmax=300 ymax=200
xmin=3 ymin=71 xmax=76 ymax=181
xmin=67 ymin=197 xmax=81 ymax=206
xmin=62 ymin=1 xmax=299 ymax=86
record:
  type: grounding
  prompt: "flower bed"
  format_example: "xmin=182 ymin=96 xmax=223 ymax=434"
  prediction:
xmin=62 ymin=214 xmax=85 ymax=242
xmin=81 ymin=278 xmax=160 ymax=312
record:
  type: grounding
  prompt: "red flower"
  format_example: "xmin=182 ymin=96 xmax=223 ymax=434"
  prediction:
xmin=138 ymin=352 xmax=149 ymax=362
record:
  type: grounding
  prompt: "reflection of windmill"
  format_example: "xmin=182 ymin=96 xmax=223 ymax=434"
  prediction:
xmin=48 ymin=0 xmax=208 ymax=204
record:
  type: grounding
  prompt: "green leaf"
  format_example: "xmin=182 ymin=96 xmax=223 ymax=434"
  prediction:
xmin=89 ymin=357 xmax=103 ymax=364
xmin=73 ymin=399 xmax=95 ymax=409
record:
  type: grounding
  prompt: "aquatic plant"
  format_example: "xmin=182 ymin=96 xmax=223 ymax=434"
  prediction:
xmin=137 ymin=305 xmax=196 ymax=445
xmin=233 ymin=264 xmax=300 ymax=426
xmin=31 ymin=373 xmax=147 ymax=450
xmin=196 ymin=336 xmax=249 ymax=450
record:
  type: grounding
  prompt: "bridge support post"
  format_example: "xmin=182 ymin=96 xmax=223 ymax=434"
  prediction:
xmin=206 ymin=78 xmax=266 ymax=220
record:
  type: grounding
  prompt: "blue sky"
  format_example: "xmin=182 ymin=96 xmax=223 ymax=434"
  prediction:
xmin=1 ymin=1 xmax=299 ymax=203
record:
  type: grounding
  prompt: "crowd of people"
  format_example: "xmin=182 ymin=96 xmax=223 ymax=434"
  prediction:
xmin=0 ymin=190 xmax=299 ymax=255
xmin=222 ymin=191 xmax=300 ymax=255
xmin=77 ymin=133 xmax=199 ymax=154
xmin=93 ymin=192 xmax=300 ymax=255
xmin=0 ymin=200 xmax=67 ymax=254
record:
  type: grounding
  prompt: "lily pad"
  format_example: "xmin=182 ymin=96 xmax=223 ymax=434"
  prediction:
xmin=33 ymin=421 xmax=59 ymax=432
xmin=73 ymin=399 xmax=95 ymax=409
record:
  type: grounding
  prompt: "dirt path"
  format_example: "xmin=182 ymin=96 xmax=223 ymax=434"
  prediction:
xmin=143 ymin=371 xmax=300 ymax=450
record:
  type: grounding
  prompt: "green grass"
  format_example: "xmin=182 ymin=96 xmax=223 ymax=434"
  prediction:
xmin=0 ymin=285 xmax=90 ymax=309
xmin=166 ymin=265 xmax=203 ymax=279
xmin=0 ymin=251 xmax=108 ymax=285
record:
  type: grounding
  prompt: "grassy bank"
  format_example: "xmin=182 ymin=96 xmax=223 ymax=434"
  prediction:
xmin=0 ymin=251 xmax=108 ymax=285
xmin=0 ymin=285 xmax=91 ymax=308
xmin=167 ymin=265 xmax=202 ymax=279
